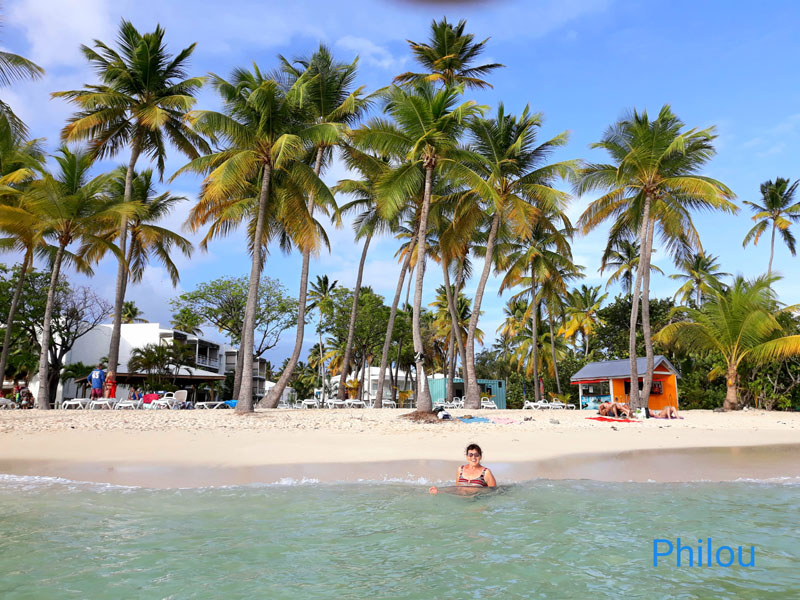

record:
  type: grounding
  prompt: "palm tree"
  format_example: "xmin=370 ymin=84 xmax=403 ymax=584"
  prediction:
xmin=394 ymin=18 xmax=504 ymax=89
xmin=430 ymin=284 xmax=483 ymax=356
xmin=355 ymin=82 xmax=484 ymax=411
xmin=576 ymin=105 xmax=737 ymax=408
xmin=460 ymin=105 xmax=575 ymax=408
xmin=332 ymin=147 xmax=393 ymax=400
xmin=655 ymin=275 xmax=800 ymax=410
xmin=307 ymin=274 xmax=338 ymax=400
xmin=266 ymin=45 xmax=369 ymax=409
xmin=53 ymin=21 xmax=209 ymax=382
xmin=0 ymin=12 xmax=44 ymax=137
xmin=171 ymin=307 xmax=203 ymax=335
xmin=601 ymin=239 xmax=664 ymax=294
xmin=0 ymin=147 xmax=131 ymax=408
xmin=670 ymin=252 xmax=730 ymax=306
xmin=561 ymin=285 xmax=608 ymax=356
xmin=742 ymin=178 xmax=800 ymax=277
xmin=177 ymin=65 xmax=336 ymax=412
xmin=121 ymin=301 xmax=147 ymax=323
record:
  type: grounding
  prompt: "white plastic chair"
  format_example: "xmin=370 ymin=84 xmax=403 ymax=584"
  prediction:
xmin=151 ymin=392 xmax=175 ymax=410
xmin=480 ymin=398 xmax=499 ymax=410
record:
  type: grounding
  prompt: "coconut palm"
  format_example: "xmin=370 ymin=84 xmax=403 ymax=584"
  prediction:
xmin=742 ymin=177 xmax=800 ymax=277
xmin=576 ymin=105 xmax=737 ymax=408
xmin=394 ymin=18 xmax=504 ymax=89
xmin=332 ymin=147 xmax=394 ymax=400
xmin=655 ymin=275 xmax=800 ymax=410
xmin=354 ymin=82 xmax=485 ymax=411
xmin=53 ymin=21 xmax=209 ymax=382
xmin=460 ymin=105 xmax=575 ymax=408
xmin=601 ymin=239 xmax=664 ymax=294
xmin=670 ymin=252 xmax=730 ymax=306
xmin=307 ymin=274 xmax=338 ymax=400
xmin=430 ymin=284 xmax=483 ymax=356
xmin=561 ymin=285 xmax=608 ymax=357
xmin=171 ymin=307 xmax=203 ymax=336
xmin=176 ymin=65 xmax=337 ymax=412
xmin=121 ymin=301 xmax=147 ymax=323
xmin=265 ymin=45 xmax=370 ymax=409
xmin=0 ymin=147 xmax=132 ymax=408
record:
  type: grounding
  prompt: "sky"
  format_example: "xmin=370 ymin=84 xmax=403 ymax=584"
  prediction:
xmin=4 ymin=0 xmax=800 ymax=364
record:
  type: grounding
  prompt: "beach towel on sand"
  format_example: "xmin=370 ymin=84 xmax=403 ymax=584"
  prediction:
xmin=586 ymin=416 xmax=640 ymax=423
xmin=491 ymin=417 xmax=517 ymax=425
xmin=458 ymin=417 xmax=491 ymax=424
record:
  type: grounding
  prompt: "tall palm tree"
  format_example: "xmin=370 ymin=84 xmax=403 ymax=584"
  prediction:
xmin=560 ymin=285 xmax=608 ymax=357
xmin=265 ymin=45 xmax=369 ymax=409
xmin=0 ymin=12 xmax=44 ymax=137
xmin=355 ymin=82 xmax=484 ymax=411
xmin=0 ymin=147 xmax=131 ymax=408
xmin=307 ymin=274 xmax=338 ymax=399
xmin=655 ymin=275 xmax=800 ymax=410
xmin=576 ymin=105 xmax=737 ymax=408
xmin=742 ymin=177 xmax=800 ymax=277
xmin=460 ymin=105 xmax=575 ymax=408
xmin=176 ymin=65 xmax=337 ymax=412
xmin=601 ymin=239 xmax=664 ymax=294
xmin=332 ymin=147 xmax=394 ymax=400
xmin=394 ymin=18 xmax=504 ymax=89
xmin=53 ymin=21 xmax=209 ymax=382
xmin=670 ymin=252 xmax=730 ymax=306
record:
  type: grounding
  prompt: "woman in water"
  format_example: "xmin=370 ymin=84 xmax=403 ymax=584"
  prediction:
xmin=429 ymin=443 xmax=497 ymax=494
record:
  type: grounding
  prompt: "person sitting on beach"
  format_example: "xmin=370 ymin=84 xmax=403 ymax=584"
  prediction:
xmin=128 ymin=387 xmax=143 ymax=404
xmin=647 ymin=406 xmax=679 ymax=419
xmin=598 ymin=402 xmax=632 ymax=418
xmin=429 ymin=443 xmax=497 ymax=494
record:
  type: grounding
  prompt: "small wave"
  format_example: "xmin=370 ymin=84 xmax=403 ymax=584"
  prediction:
xmin=0 ymin=473 xmax=143 ymax=492
xmin=732 ymin=476 xmax=800 ymax=485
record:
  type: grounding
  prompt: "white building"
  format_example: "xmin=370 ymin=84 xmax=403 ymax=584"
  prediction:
xmin=328 ymin=366 xmax=414 ymax=402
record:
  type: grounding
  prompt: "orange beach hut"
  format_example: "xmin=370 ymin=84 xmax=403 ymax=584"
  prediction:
xmin=570 ymin=355 xmax=680 ymax=410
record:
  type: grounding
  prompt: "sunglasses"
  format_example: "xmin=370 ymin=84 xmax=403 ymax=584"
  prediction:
xmin=467 ymin=453 xmax=481 ymax=458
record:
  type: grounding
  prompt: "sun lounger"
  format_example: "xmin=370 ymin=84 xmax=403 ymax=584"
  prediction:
xmin=346 ymin=398 xmax=367 ymax=408
xmin=299 ymin=398 xmax=319 ymax=409
xmin=380 ymin=399 xmax=396 ymax=408
xmin=89 ymin=398 xmax=114 ymax=410
xmin=150 ymin=392 xmax=176 ymax=410
xmin=114 ymin=397 xmax=141 ymax=409
xmin=325 ymin=398 xmax=349 ymax=408
xmin=196 ymin=399 xmax=227 ymax=409
xmin=0 ymin=398 xmax=17 ymax=409
xmin=61 ymin=398 xmax=89 ymax=409
xmin=481 ymin=398 xmax=499 ymax=409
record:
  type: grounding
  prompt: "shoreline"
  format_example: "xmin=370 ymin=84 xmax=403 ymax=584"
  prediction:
xmin=1 ymin=409 xmax=798 ymax=487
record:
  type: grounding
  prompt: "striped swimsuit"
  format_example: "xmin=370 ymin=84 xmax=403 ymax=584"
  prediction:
xmin=457 ymin=466 xmax=488 ymax=487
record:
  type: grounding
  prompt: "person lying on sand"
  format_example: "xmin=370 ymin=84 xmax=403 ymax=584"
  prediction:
xmin=598 ymin=402 xmax=632 ymax=418
xmin=429 ymin=443 xmax=497 ymax=494
xmin=646 ymin=406 xmax=680 ymax=419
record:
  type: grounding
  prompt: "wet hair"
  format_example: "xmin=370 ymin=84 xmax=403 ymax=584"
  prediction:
xmin=465 ymin=443 xmax=482 ymax=457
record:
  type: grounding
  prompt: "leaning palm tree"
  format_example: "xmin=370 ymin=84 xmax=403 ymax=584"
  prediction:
xmin=576 ymin=105 xmax=737 ymax=408
xmin=670 ymin=252 xmax=730 ymax=306
xmin=460 ymin=105 xmax=575 ymax=408
xmin=354 ymin=82 xmax=485 ymax=411
xmin=53 ymin=20 xmax=209 ymax=382
xmin=176 ymin=65 xmax=337 ymax=412
xmin=742 ymin=177 xmax=800 ymax=277
xmin=601 ymin=238 xmax=664 ymax=294
xmin=265 ymin=45 xmax=370 ymax=409
xmin=655 ymin=275 xmax=800 ymax=410
xmin=394 ymin=17 xmax=504 ymax=89
xmin=0 ymin=147 xmax=133 ymax=408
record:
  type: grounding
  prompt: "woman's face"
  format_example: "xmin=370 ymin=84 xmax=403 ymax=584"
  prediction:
xmin=466 ymin=450 xmax=482 ymax=466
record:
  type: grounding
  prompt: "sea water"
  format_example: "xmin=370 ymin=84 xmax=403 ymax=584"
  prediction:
xmin=0 ymin=476 xmax=797 ymax=599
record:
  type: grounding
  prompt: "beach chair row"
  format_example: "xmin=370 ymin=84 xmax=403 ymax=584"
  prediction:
xmin=522 ymin=399 xmax=576 ymax=410
xmin=57 ymin=391 xmax=193 ymax=410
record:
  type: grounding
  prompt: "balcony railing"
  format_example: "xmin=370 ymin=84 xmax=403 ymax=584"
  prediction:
xmin=195 ymin=355 xmax=220 ymax=368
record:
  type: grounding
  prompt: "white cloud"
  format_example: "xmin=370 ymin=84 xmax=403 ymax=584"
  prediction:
xmin=335 ymin=36 xmax=405 ymax=70
xmin=7 ymin=0 xmax=115 ymax=68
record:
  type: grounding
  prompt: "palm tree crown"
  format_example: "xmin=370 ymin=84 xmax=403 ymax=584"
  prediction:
xmin=742 ymin=177 xmax=800 ymax=276
xmin=670 ymin=252 xmax=730 ymax=306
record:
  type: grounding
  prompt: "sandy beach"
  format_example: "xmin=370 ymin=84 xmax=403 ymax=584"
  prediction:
xmin=1 ymin=409 xmax=798 ymax=486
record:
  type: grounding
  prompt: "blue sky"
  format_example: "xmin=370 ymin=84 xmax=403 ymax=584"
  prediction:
xmin=4 ymin=0 xmax=800 ymax=363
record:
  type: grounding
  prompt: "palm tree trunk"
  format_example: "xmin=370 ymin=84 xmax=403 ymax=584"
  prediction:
xmin=0 ymin=253 xmax=30 ymax=389
xmin=318 ymin=322 xmax=325 ymax=403
xmin=375 ymin=236 xmax=414 ymax=408
xmin=531 ymin=274 xmax=541 ymax=403
xmin=454 ymin=263 xmax=468 ymax=383
xmin=237 ymin=164 xmax=272 ymax=413
xmin=548 ymin=305 xmax=561 ymax=394
xmin=696 ymin=284 xmax=701 ymax=308
xmin=107 ymin=143 xmax=142 ymax=377
xmin=724 ymin=363 xmax=739 ymax=411
xmin=442 ymin=260 xmax=467 ymax=388
xmin=233 ymin=346 xmax=244 ymax=399
xmin=464 ymin=211 xmax=501 ymax=410
xmin=768 ymin=222 xmax=776 ymax=278
xmin=35 ymin=243 xmax=66 ymax=409
xmin=337 ymin=234 xmax=372 ymax=400
xmin=627 ymin=197 xmax=651 ymax=410
xmin=265 ymin=147 xmax=325 ymax=408
xmin=412 ymin=166 xmax=435 ymax=412
xmin=640 ymin=216 xmax=657 ymax=410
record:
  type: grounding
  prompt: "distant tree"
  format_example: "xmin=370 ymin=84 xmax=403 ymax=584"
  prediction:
xmin=171 ymin=307 xmax=203 ymax=336
xmin=742 ymin=177 xmax=800 ymax=277
xmin=121 ymin=300 xmax=147 ymax=324
xmin=670 ymin=252 xmax=729 ymax=306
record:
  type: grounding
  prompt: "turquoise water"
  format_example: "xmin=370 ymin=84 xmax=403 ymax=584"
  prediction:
xmin=0 ymin=476 xmax=797 ymax=599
